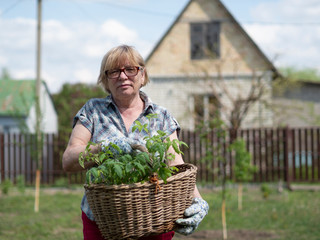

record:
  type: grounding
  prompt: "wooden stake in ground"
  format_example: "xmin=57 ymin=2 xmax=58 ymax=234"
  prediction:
xmin=229 ymin=139 xmax=256 ymax=211
xmin=222 ymin=199 xmax=227 ymax=240
xmin=238 ymin=183 xmax=243 ymax=211
xmin=34 ymin=169 xmax=41 ymax=212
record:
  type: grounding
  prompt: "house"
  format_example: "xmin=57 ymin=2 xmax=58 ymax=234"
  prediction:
xmin=273 ymin=80 xmax=320 ymax=127
xmin=0 ymin=78 xmax=58 ymax=134
xmin=143 ymin=0 xmax=278 ymax=130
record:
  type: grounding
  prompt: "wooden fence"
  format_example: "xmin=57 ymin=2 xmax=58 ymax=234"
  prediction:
xmin=181 ymin=127 xmax=320 ymax=184
xmin=1 ymin=127 xmax=320 ymax=185
xmin=0 ymin=133 xmax=64 ymax=185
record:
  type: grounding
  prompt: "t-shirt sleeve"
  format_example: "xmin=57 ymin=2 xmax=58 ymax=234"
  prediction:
xmin=73 ymin=100 xmax=94 ymax=134
xmin=163 ymin=110 xmax=181 ymax=138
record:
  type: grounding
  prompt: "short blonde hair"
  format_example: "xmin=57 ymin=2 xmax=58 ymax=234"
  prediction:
xmin=97 ymin=45 xmax=149 ymax=93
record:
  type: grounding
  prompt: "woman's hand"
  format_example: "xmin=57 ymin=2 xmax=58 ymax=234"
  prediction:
xmin=175 ymin=197 xmax=209 ymax=235
xmin=101 ymin=137 xmax=133 ymax=155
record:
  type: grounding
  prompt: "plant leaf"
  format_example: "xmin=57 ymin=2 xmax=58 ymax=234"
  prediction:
xmin=114 ymin=164 xmax=123 ymax=178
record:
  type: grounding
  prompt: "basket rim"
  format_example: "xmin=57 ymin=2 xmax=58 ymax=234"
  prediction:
xmin=84 ymin=163 xmax=197 ymax=191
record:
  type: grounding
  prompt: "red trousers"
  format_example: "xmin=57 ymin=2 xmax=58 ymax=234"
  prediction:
xmin=82 ymin=211 xmax=175 ymax=240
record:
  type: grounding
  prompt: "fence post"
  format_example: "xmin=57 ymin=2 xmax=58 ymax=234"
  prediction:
xmin=284 ymin=126 xmax=292 ymax=190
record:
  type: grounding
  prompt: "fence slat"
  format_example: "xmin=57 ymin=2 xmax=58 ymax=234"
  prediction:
xmin=311 ymin=128 xmax=315 ymax=181
xmin=305 ymin=129 xmax=308 ymax=181
xmin=298 ymin=129 xmax=302 ymax=180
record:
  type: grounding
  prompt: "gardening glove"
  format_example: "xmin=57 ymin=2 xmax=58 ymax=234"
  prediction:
xmin=101 ymin=137 xmax=133 ymax=155
xmin=175 ymin=197 xmax=209 ymax=235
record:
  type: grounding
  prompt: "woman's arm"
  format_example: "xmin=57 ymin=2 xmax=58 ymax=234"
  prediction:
xmin=167 ymin=131 xmax=201 ymax=198
xmin=62 ymin=121 xmax=100 ymax=172
xmin=169 ymin=132 xmax=209 ymax=236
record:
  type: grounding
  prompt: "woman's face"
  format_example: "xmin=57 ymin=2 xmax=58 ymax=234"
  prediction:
xmin=107 ymin=59 xmax=145 ymax=99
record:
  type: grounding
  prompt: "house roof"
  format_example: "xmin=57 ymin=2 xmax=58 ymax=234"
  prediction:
xmin=145 ymin=0 xmax=191 ymax=63
xmin=0 ymin=78 xmax=36 ymax=117
xmin=146 ymin=0 xmax=278 ymax=75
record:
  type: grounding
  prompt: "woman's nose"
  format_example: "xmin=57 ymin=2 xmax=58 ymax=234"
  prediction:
xmin=119 ymin=71 xmax=128 ymax=79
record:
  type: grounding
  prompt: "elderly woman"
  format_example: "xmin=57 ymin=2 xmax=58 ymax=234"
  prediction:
xmin=62 ymin=45 xmax=209 ymax=240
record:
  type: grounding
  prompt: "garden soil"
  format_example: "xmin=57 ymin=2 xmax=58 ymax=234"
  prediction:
xmin=173 ymin=230 xmax=278 ymax=240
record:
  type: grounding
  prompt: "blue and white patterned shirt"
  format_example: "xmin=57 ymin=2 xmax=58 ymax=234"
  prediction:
xmin=73 ymin=91 xmax=180 ymax=220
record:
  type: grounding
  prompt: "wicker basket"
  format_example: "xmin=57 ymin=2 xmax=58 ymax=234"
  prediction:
xmin=84 ymin=163 xmax=197 ymax=240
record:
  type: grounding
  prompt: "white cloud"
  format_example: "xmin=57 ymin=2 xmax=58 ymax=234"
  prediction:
xmin=0 ymin=56 xmax=7 ymax=65
xmin=74 ymin=68 xmax=96 ymax=84
xmin=252 ymin=0 xmax=320 ymax=22
xmin=246 ymin=0 xmax=320 ymax=70
xmin=101 ymin=20 xmax=138 ymax=42
xmin=43 ymin=20 xmax=73 ymax=43
xmin=0 ymin=17 xmax=152 ymax=93
xmin=15 ymin=69 xmax=35 ymax=79
xmin=0 ymin=18 xmax=36 ymax=80
xmin=0 ymin=18 xmax=35 ymax=50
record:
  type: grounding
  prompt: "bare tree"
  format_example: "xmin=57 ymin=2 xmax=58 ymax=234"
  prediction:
xmin=185 ymin=57 xmax=276 ymax=133
xmin=183 ymin=50 xmax=277 ymax=240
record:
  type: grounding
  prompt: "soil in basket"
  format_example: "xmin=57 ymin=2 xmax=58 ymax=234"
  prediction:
xmin=173 ymin=230 xmax=278 ymax=240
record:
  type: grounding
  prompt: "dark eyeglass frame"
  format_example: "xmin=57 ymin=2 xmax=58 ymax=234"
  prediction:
xmin=105 ymin=66 xmax=142 ymax=79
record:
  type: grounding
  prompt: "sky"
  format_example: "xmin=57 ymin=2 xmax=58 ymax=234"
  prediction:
xmin=0 ymin=0 xmax=320 ymax=94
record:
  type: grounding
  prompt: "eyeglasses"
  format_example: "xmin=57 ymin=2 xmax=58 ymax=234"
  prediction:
xmin=105 ymin=66 xmax=142 ymax=79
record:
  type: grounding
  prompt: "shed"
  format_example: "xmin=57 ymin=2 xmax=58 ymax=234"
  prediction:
xmin=0 ymin=78 xmax=58 ymax=134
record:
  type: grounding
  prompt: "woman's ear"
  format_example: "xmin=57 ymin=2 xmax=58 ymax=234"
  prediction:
xmin=140 ymin=68 xmax=146 ymax=85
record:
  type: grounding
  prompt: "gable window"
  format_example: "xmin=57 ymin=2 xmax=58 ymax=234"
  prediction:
xmin=190 ymin=21 xmax=221 ymax=60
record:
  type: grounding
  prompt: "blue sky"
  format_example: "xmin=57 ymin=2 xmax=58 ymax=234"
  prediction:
xmin=0 ymin=0 xmax=319 ymax=93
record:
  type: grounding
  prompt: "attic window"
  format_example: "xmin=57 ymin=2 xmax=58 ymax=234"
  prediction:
xmin=190 ymin=21 xmax=221 ymax=60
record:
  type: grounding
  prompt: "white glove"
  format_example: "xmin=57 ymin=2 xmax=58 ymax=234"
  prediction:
xmin=175 ymin=198 xmax=209 ymax=235
xmin=101 ymin=137 xmax=133 ymax=155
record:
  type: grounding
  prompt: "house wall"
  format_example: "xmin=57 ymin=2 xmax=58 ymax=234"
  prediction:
xmin=147 ymin=0 xmax=271 ymax=77
xmin=144 ymin=0 xmax=274 ymax=130
xmin=143 ymin=73 xmax=273 ymax=130
xmin=0 ymin=116 xmax=23 ymax=133
xmin=26 ymin=83 xmax=58 ymax=134
xmin=273 ymin=82 xmax=320 ymax=127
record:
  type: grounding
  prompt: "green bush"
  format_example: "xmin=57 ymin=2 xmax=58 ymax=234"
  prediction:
xmin=16 ymin=175 xmax=25 ymax=193
xmin=1 ymin=178 xmax=12 ymax=195
xmin=53 ymin=177 xmax=69 ymax=187
xmin=260 ymin=183 xmax=272 ymax=199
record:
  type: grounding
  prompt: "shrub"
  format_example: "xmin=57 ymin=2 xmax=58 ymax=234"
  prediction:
xmin=261 ymin=183 xmax=272 ymax=199
xmin=1 ymin=178 xmax=12 ymax=195
xmin=16 ymin=175 xmax=25 ymax=193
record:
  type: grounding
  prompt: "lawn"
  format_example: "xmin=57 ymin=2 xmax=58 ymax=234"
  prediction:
xmin=0 ymin=187 xmax=83 ymax=240
xmin=193 ymin=185 xmax=320 ymax=240
xmin=0 ymin=184 xmax=319 ymax=240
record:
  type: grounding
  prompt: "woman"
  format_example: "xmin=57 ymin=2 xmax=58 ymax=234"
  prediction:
xmin=62 ymin=45 xmax=209 ymax=240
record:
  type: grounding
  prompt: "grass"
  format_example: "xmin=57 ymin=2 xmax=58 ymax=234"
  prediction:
xmin=0 ymin=187 xmax=84 ymax=240
xmin=0 ymin=184 xmax=320 ymax=240
xmin=199 ymin=184 xmax=320 ymax=240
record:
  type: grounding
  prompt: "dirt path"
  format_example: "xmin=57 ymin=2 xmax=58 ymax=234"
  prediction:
xmin=173 ymin=230 xmax=278 ymax=240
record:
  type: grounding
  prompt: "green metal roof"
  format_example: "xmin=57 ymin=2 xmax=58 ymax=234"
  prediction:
xmin=0 ymin=78 xmax=36 ymax=117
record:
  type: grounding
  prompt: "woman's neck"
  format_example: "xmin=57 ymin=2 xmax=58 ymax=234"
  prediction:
xmin=113 ymin=93 xmax=143 ymax=113
xmin=112 ymin=93 xmax=145 ymax=132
